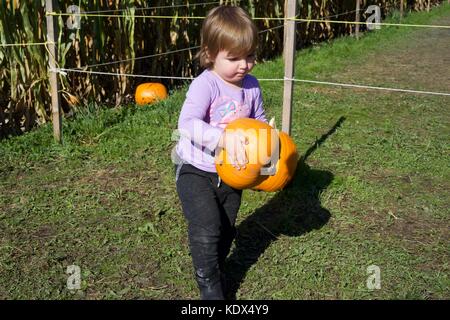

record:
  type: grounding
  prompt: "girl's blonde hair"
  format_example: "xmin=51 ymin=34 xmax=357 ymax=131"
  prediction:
xmin=196 ymin=6 xmax=258 ymax=69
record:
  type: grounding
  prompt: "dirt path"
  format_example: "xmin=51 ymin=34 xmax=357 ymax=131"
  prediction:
xmin=334 ymin=15 xmax=450 ymax=93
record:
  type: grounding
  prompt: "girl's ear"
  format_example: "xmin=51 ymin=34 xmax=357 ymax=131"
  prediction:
xmin=205 ymin=47 xmax=214 ymax=62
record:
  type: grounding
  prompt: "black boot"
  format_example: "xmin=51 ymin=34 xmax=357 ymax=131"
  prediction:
xmin=195 ymin=266 xmax=224 ymax=300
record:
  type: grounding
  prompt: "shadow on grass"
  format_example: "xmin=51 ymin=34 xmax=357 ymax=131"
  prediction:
xmin=225 ymin=116 xmax=345 ymax=299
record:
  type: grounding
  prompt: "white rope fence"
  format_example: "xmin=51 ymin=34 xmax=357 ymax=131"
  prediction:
xmin=71 ymin=8 xmax=362 ymax=70
xmin=49 ymin=3 xmax=450 ymax=99
xmin=51 ymin=67 xmax=450 ymax=97
xmin=264 ymin=77 xmax=450 ymax=97
xmin=79 ymin=1 xmax=222 ymax=14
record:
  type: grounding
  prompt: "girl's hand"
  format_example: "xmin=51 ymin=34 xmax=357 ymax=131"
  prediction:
xmin=269 ymin=117 xmax=276 ymax=129
xmin=218 ymin=130 xmax=248 ymax=170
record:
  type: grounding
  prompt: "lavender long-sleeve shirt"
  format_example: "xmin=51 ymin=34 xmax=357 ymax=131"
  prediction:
xmin=175 ymin=69 xmax=268 ymax=173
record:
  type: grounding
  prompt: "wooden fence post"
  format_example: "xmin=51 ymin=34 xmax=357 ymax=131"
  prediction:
xmin=45 ymin=0 xmax=62 ymax=143
xmin=400 ymin=0 xmax=404 ymax=20
xmin=355 ymin=0 xmax=361 ymax=39
xmin=282 ymin=0 xmax=297 ymax=135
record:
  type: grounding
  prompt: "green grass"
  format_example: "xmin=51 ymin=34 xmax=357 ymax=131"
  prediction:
xmin=1 ymin=4 xmax=449 ymax=299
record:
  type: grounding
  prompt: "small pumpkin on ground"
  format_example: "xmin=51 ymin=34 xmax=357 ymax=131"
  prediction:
xmin=135 ymin=83 xmax=168 ymax=105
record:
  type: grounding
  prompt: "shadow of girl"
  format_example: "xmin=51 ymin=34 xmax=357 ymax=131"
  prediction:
xmin=224 ymin=116 xmax=345 ymax=299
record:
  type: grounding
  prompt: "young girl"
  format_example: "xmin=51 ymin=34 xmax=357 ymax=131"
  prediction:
xmin=174 ymin=5 xmax=269 ymax=300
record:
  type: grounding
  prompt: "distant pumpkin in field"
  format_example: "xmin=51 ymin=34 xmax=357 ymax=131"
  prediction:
xmin=135 ymin=83 xmax=168 ymax=105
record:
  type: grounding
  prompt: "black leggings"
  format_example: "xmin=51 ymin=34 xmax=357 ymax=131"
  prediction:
xmin=176 ymin=163 xmax=242 ymax=276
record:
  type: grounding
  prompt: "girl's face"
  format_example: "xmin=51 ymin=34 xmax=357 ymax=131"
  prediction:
xmin=211 ymin=50 xmax=256 ymax=87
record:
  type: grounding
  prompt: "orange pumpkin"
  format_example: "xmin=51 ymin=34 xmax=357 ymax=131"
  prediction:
xmin=215 ymin=118 xmax=278 ymax=190
xmin=135 ymin=83 xmax=168 ymax=105
xmin=253 ymin=131 xmax=299 ymax=192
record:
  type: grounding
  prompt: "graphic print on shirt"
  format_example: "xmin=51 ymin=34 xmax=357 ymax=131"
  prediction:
xmin=209 ymin=96 xmax=251 ymax=129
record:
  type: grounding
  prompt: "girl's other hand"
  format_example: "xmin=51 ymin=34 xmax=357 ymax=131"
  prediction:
xmin=269 ymin=117 xmax=276 ymax=129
